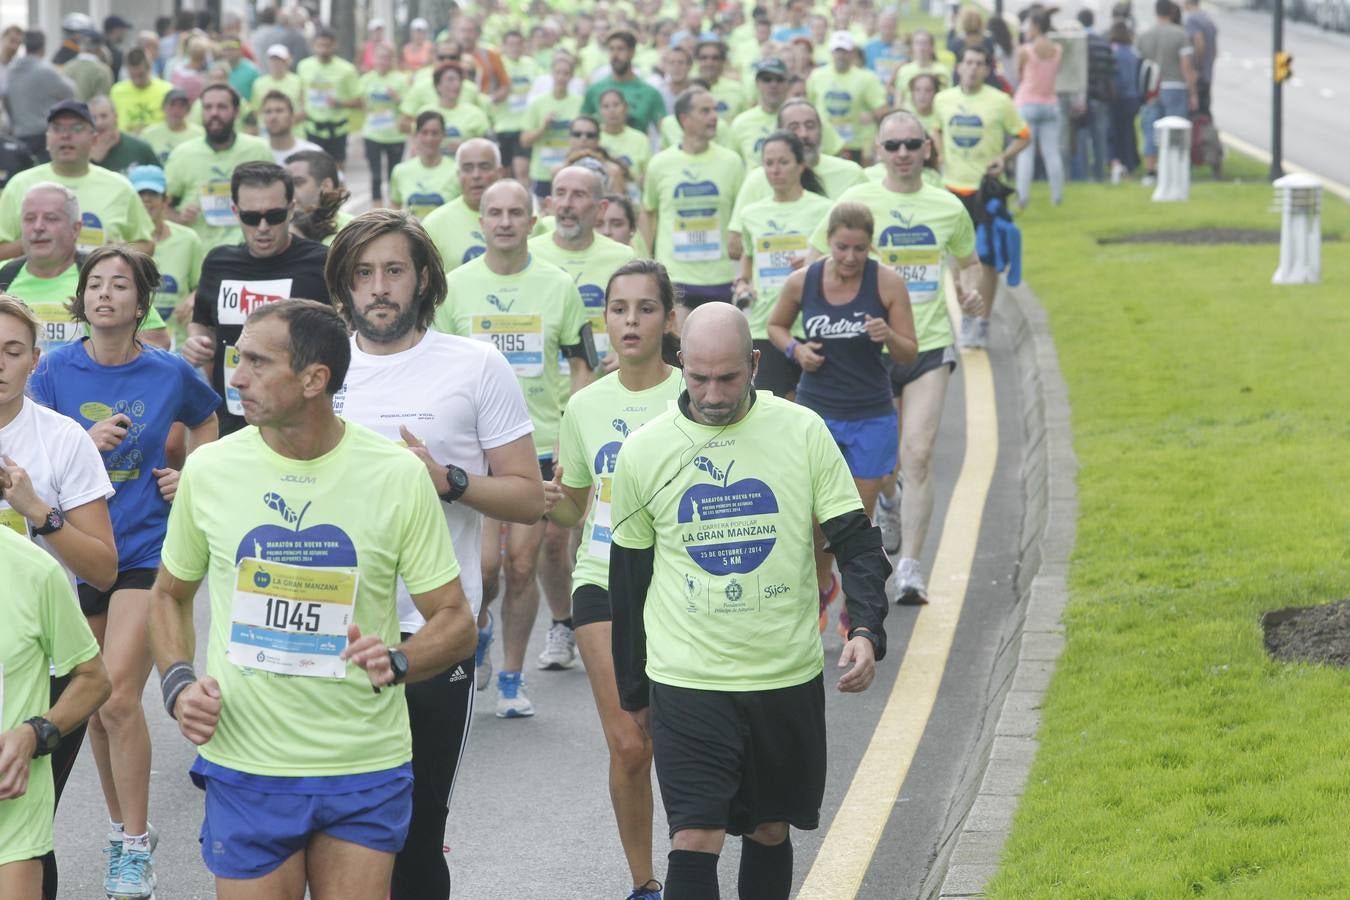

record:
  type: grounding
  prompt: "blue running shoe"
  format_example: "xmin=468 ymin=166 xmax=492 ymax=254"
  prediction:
xmin=625 ymin=881 xmax=664 ymax=900
xmin=109 ymin=847 xmax=156 ymax=899
xmin=475 ymin=611 xmax=494 ymax=692
xmin=495 ymin=670 xmax=534 ymax=718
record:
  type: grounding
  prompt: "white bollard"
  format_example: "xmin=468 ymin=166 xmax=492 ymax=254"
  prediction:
xmin=1272 ymin=174 xmax=1323 ymax=284
xmin=1151 ymin=116 xmax=1193 ymax=202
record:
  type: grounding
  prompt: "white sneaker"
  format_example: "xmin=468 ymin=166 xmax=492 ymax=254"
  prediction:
xmin=875 ymin=489 xmax=901 ymax=556
xmin=1110 ymin=161 xmax=1125 ymax=185
xmin=895 ymin=558 xmax=929 ymax=606
xmin=536 ymin=621 xmax=577 ymax=670
xmin=495 ymin=671 xmax=535 ymax=718
xmin=1140 ymin=173 xmax=1157 ymax=187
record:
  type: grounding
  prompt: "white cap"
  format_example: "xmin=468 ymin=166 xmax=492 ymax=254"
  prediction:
xmin=828 ymin=30 xmax=855 ymax=52
xmin=367 ymin=17 xmax=386 ymax=31
xmin=410 ymin=17 xmax=429 ymax=31
xmin=266 ymin=43 xmax=291 ymax=60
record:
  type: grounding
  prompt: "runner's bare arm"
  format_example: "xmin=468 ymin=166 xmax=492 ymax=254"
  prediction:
xmin=401 ymin=578 xmax=478 ymax=680
xmin=765 ymin=268 xmax=806 ymax=355
xmin=186 ymin=413 xmax=219 ymax=455
xmin=569 ymin=355 xmax=594 ymax=394
xmin=148 ymin=568 xmax=204 ymax=672
xmin=877 ymin=265 xmax=918 ymax=364
xmin=638 ymin=208 xmax=657 ymax=254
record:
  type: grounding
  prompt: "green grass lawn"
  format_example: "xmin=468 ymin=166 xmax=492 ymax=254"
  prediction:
xmin=986 ymin=175 xmax=1350 ymax=897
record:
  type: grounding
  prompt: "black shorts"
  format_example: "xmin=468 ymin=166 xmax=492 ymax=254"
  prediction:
xmin=752 ymin=338 xmax=801 ymax=398
xmin=952 ymin=189 xmax=994 ymax=264
xmin=675 ymin=282 xmax=734 ymax=308
xmin=305 ymin=129 xmax=350 ymax=163
xmin=886 ymin=345 xmax=957 ymax=397
xmin=538 ymin=456 xmax=555 ymax=482
xmin=572 ymin=583 xmax=611 ymax=628
xmin=496 ymin=130 xmax=528 ymax=163
xmin=77 ymin=567 xmax=158 ymax=616
xmin=651 ymin=674 xmax=826 ymax=837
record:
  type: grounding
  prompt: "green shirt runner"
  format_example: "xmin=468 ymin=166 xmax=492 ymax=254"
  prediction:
xmin=642 ymin=143 xmax=744 ymax=286
xmin=730 ymin=191 xmax=835 ymax=340
xmin=389 ymin=156 xmax=461 ymax=220
xmin=0 ymin=164 xmax=155 ymax=256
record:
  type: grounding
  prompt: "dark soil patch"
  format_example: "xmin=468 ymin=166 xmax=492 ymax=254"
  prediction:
xmin=1098 ymin=228 xmax=1343 ymax=245
xmin=1262 ymin=601 xmax=1350 ymax=667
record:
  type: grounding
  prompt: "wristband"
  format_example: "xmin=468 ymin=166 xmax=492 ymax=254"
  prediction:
xmin=847 ymin=627 xmax=880 ymax=650
xmin=161 ymin=661 xmax=198 ymax=720
xmin=784 ymin=338 xmax=799 ymax=361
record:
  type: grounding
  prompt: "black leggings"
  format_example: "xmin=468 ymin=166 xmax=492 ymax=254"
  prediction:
xmin=389 ymin=649 xmax=475 ymax=900
xmin=42 ymin=674 xmax=91 ymax=900
xmin=365 ymin=138 xmax=405 ymax=203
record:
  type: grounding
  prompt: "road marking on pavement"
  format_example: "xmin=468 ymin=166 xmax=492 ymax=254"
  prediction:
xmin=1219 ymin=131 xmax=1350 ymax=202
xmin=797 ymin=338 xmax=1000 ymax=899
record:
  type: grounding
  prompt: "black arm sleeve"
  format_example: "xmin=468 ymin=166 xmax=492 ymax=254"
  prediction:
xmin=609 ymin=543 xmax=654 ymax=711
xmin=821 ymin=510 xmax=892 ymax=661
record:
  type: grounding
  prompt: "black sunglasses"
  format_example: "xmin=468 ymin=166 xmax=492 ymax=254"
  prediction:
xmin=881 ymin=137 xmax=926 ymax=152
xmin=238 ymin=207 xmax=289 ymax=226
xmin=570 ymin=129 xmax=599 ymax=139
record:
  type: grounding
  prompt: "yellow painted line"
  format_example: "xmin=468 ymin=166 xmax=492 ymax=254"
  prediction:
xmin=1219 ymin=131 xmax=1350 ymax=203
xmin=798 ymin=331 xmax=1000 ymax=898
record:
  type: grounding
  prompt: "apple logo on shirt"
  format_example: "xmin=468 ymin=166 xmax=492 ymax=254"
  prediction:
xmin=678 ymin=456 xmax=778 ymax=575
xmin=235 ymin=491 xmax=358 ymax=567
xmin=949 ymin=113 xmax=985 ymax=149
xmin=673 ymin=171 xmax=719 ymax=200
xmin=594 ymin=418 xmax=631 ymax=475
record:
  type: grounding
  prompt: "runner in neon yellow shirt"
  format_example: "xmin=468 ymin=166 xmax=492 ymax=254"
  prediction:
xmin=727 ymin=133 xmax=833 ymax=397
xmin=413 ymin=63 xmax=492 ymax=158
xmin=131 ymin=166 xmax=204 ymax=348
xmin=109 ymin=52 xmax=173 ymax=133
xmin=729 ymin=57 xmax=792 ymax=164
xmin=692 ymin=40 xmax=745 ymax=122
xmin=730 ymin=98 xmax=868 ymax=218
xmin=521 ymin=53 xmax=584 ymax=191
xmin=493 ymin=30 xmax=541 ymax=182
xmin=423 ymin=138 xmax=500 ymax=271
xmin=148 ymin=298 xmax=476 ymax=899
xmin=297 ymin=29 xmax=362 ymax=165
xmin=807 ymin=32 xmax=887 ymax=161
xmin=359 ymin=44 xmax=410 ymax=207
xmin=641 ymin=88 xmax=743 ymax=304
xmin=164 ymin=85 xmax=274 ymax=251
xmin=141 ymin=91 xmax=204 ymax=164
xmin=390 ymin=111 xmax=462 ymax=220
xmin=251 ymin=45 xmax=306 ymax=137
xmin=597 ymin=90 xmax=652 ymax=184
xmin=545 ymin=258 xmax=680 ymax=900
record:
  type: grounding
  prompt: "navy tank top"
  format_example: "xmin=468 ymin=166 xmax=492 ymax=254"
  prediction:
xmin=793 ymin=258 xmax=894 ymax=420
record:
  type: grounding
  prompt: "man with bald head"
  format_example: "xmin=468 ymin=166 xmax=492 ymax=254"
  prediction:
xmin=433 ymin=178 xmax=593 ymax=718
xmin=608 ymin=302 xmax=892 ymax=899
xmin=526 ymin=164 xmax=635 ymax=670
xmin=422 ymin=137 xmax=503 ymax=272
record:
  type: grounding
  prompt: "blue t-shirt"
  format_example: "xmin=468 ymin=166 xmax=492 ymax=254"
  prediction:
xmin=30 ymin=339 xmax=221 ymax=574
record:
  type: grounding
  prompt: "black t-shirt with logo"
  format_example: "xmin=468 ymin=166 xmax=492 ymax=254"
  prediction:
xmin=193 ymin=237 xmax=329 ymax=434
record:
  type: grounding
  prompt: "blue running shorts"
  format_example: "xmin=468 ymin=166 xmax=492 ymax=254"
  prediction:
xmin=822 ymin=412 xmax=899 ymax=480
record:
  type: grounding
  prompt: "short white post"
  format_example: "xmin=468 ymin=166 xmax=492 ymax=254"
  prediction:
xmin=1152 ymin=116 xmax=1193 ymax=202
xmin=1272 ymin=174 xmax=1323 ymax=284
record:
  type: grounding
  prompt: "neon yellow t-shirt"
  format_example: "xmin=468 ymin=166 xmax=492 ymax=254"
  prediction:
xmin=894 ymin=61 xmax=951 ymax=109
xmin=806 ymin=64 xmax=887 ymax=151
xmin=731 ymin=153 xmax=868 ymax=219
xmin=493 ymin=55 xmax=541 ymax=133
xmin=523 ymin=94 xmax=583 ymax=183
xmin=0 ymin=527 xmax=100 ymax=866
xmin=399 ymin=71 xmax=483 ymax=118
xmin=297 ymin=56 xmax=361 ymax=129
xmin=416 ymin=100 xmax=492 ymax=156
xmin=141 ymin=122 xmax=205 ymax=164
xmin=730 ymin=191 xmax=834 ymax=340
xmin=0 ymin=164 xmax=155 ymax=256
xmin=433 ymin=255 xmax=586 ymax=456
xmin=251 ymin=72 xmax=305 ymax=137
xmin=641 ymin=143 xmax=744 ymax=286
xmin=164 ymin=133 xmax=275 ymax=251
xmin=151 ymin=220 xmax=204 ymax=346
xmin=559 ymin=367 xmax=683 ymax=590
xmin=160 ymin=423 xmax=459 ymax=777
xmin=109 ymin=77 xmax=174 ymax=133
xmin=599 ymin=126 xmax=652 ymax=183
xmin=728 ymin=104 xmax=778 ymax=165
xmin=932 ymin=84 xmax=1028 ymax=192
xmin=528 ymin=231 xmax=634 ymax=361
xmin=610 ymin=393 xmax=863 ymax=691
xmin=707 ymin=77 xmax=747 ymax=122
xmin=809 ymin=181 xmax=976 ymax=351
xmin=359 ymin=70 xmax=410 ymax=143
xmin=390 ymin=157 xmax=462 ymax=220
xmin=423 ymin=197 xmax=487 ymax=272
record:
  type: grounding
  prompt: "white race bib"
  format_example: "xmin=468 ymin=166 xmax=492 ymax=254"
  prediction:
xmin=587 ymin=476 xmax=614 ymax=559
xmin=471 ymin=314 xmax=544 ymax=378
xmin=28 ymin=303 xmax=83 ymax=354
xmin=306 ymin=88 xmax=335 ymax=112
xmin=673 ymin=211 xmax=723 ymax=262
xmin=368 ymin=109 xmax=396 ymax=131
xmin=880 ymin=247 xmax=942 ymax=304
xmin=227 ymin=557 xmax=357 ymax=678
xmin=753 ymin=234 xmax=807 ymax=291
xmin=200 ymin=181 xmax=236 ymax=228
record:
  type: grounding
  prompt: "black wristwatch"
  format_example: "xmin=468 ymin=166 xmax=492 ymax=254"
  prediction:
xmin=388 ymin=648 xmax=410 ymax=685
xmin=439 ymin=465 xmax=469 ymax=504
xmin=32 ymin=508 xmax=64 ymax=536
xmin=26 ymin=717 xmax=61 ymax=757
xmin=847 ymin=627 xmax=880 ymax=651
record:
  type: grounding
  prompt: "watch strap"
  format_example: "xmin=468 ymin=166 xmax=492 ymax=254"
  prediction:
xmin=25 ymin=717 xmax=60 ymax=757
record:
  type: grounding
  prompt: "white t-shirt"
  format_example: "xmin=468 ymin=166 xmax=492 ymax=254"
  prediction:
xmin=272 ymin=139 xmax=325 ymax=166
xmin=0 ymin=398 xmax=115 ymax=578
xmin=334 ymin=330 xmax=534 ymax=628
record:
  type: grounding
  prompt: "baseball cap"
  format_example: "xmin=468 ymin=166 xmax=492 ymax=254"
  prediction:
xmin=129 ymin=165 xmax=167 ymax=194
xmin=410 ymin=17 xmax=429 ymax=31
xmin=47 ymin=100 xmax=95 ymax=126
xmin=104 ymin=15 xmax=133 ymax=32
xmin=368 ymin=17 xmax=386 ymax=31
xmin=61 ymin=13 xmax=94 ymax=34
xmin=163 ymin=89 xmax=190 ymax=106
xmin=266 ymin=43 xmax=291 ymax=60
xmin=829 ymin=31 xmax=855 ymax=52
xmin=754 ymin=57 xmax=788 ymax=78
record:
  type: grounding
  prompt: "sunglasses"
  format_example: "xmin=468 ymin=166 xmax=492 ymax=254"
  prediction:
xmin=570 ymin=129 xmax=599 ymax=139
xmin=881 ymin=137 xmax=926 ymax=152
xmin=238 ymin=207 xmax=289 ymax=226
xmin=697 ymin=54 xmax=724 ymax=61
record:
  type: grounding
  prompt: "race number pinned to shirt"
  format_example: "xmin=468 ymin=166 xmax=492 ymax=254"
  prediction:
xmin=307 ymin=87 xmax=336 ymax=112
xmin=228 ymin=557 xmax=357 ymax=678
xmin=879 ymin=247 xmax=942 ymax=304
xmin=754 ymin=234 xmax=807 ymax=291
xmin=470 ymin=314 xmax=544 ymax=378
xmin=0 ymin=507 xmax=30 ymax=538
xmin=367 ymin=108 xmax=396 ymax=132
xmin=77 ymin=212 xmax=106 ymax=254
xmin=587 ymin=476 xmax=614 ymax=559
xmin=217 ymin=279 xmax=293 ymax=326
xmin=673 ymin=209 xmax=722 ymax=262
xmin=223 ymin=345 xmax=244 ymax=415
xmin=200 ymin=181 xmax=236 ymax=228
xmin=29 ymin=303 xmax=83 ymax=354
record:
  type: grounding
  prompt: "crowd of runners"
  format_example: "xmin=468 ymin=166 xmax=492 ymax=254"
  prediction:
xmin=0 ymin=0 xmax=1219 ymax=898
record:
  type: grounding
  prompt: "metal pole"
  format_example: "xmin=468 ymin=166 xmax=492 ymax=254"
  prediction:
xmin=1271 ymin=0 xmax=1284 ymax=181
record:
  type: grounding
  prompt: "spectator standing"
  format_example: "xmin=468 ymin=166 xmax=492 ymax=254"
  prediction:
xmin=1012 ymin=10 xmax=1065 ymax=207
xmin=5 ymin=32 xmax=77 ymax=162
xmin=1108 ymin=21 xmax=1143 ymax=180
xmin=1136 ymin=0 xmax=1197 ymax=181
xmin=1183 ymin=0 xmax=1217 ymax=116
xmin=1075 ymin=10 xmax=1118 ymax=183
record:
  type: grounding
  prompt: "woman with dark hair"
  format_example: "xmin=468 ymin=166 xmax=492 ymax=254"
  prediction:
xmin=598 ymin=88 xmax=652 ymax=185
xmin=29 ymin=245 xmax=219 ymax=899
xmin=543 ymin=257 xmax=681 ymax=900
xmin=417 ymin=62 xmax=491 ymax=157
xmin=727 ymin=130 xmax=832 ymax=400
xmin=1107 ymin=20 xmax=1142 ymax=179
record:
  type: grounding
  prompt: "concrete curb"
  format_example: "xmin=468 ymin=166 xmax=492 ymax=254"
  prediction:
xmin=925 ymin=281 xmax=1079 ymax=899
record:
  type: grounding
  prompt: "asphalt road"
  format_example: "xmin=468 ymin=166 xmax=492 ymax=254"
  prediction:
xmin=50 ymin=144 xmax=1030 ymax=899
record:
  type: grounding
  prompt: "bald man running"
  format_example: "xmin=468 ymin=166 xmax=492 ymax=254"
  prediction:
xmin=608 ymin=302 xmax=893 ymax=899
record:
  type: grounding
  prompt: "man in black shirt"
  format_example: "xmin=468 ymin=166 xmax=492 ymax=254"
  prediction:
xmin=182 ymin=161 xmax=329 ymax=435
